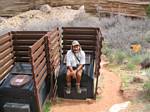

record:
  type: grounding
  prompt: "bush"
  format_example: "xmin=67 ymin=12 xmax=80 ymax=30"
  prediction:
xmin=126 ymin=62 xmax=136 ymax=70
xmin=146 ymin=4 xmax=150 ymax=18
xmin=143 ymin=81 xmax=150 ymax=98
xmin=144 ymin=31 xmax=150 ymax=43
xmin=114 ymin=50 xmax=127 ymax=64
xmin=131 ymin=55 xmax=142 ymax=65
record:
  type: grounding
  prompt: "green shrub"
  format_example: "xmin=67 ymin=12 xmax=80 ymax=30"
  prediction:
xmin=143 ymin=81 xmax=150 ymax=99
xmin=114 ymin=50 xmax=127 ymax=64
xmin=121 ymin=75 xmax=133 ymax=89
xmin=146 ymin=4 xmax=150 ymax=18
xmin=102 ymin=42 xmax=115 ymax=63
xmin=130 ymin=55 xmax=142 ymax=65
xmin=44 ymin=101 xmax=51 ymax=112
xmin=144 ymin=31 xmax=150 ymax=43
xmin=126 ymin=62 xmax=136 ymax=70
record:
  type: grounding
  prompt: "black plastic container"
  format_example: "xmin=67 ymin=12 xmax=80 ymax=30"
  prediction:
xmin=0 ymin=63 xmax=48 ymax=112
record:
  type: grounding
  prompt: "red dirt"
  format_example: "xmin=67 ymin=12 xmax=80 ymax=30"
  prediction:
xmin=51 ymin=61 xmax=125 ymax=112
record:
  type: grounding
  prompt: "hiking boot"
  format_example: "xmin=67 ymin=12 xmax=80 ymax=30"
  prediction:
xmin=76 ymin=85 xmax=81 ymax=94
xmin=66 ymin=86 xmax=71 ymax=94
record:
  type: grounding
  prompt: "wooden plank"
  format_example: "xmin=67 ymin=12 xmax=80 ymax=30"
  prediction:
xmin=62 ymin=50 xmax=94 ymax=55
xmin=49 ymin=47 xmax=60 ymax=58
xmin=13 ymin=34 xmax=45 ymax=40
xmin=33 ymin=52 xmax=45 ymax=69
xmin=34 ymin=58 xmax=46 ymax=76
xmin=52 ymin=58 xmax=60 ymax=70
xmin=0 ymin=47 xmax=13 ymax=60
xmin=35 ymin=64 xmax=47 ymax=85
xmin=50 ymin=52 xmax=60 ymax=62
xmin=13 ymin=40 xmax=37 ymax=45
xmin=0 ymin=59 xmax=14 ymax=75
xmin=14 ymin=46 xmax=29 ymax=51
xmin=32 ymin=44 xmax=45 ymax=62
xmin=63 ymin=31 xmax=97 ymax=35
xmin=63 ymin=40 xmax=96 ymax=46
xmin=0 ymin=54 xmax=14 ymax=67
xmin=49 ymin=35 xmax=60 ymax=46
xmin=49 ymin=42 xmax=60 ymax=52
xmin=62 ymin=27 xmax=99 ymax=30
xmin=62 ymin=28 xmax=98 ymax=35
xmin=0 ymin=41 xmax=12 ymax=53
xmin=48 ymin=30 xmax=59 ymax=41
xmin=51 ymin=53 xmax=60 ymax=64
xmin=63 ymin=45 xmax=96 ymax=50
xmin=37 ymin=71 xmax=47 ymax=90
xmin=30 ymin=36 xmax=45 ymax=54
xmin=11 ymin=31 xmax=47 ymax=34
xmin=14 ymin=51 xmax=29 ymax=57
xmin=63 ymin=35 xmax=96 ymax=40
xmin=15 ymin=57 xmax=30 ymax=62
xmin=0 ymin=64 xmax=13 ymax=80
xmin=0 ymin=35 xmax=11 ymax=45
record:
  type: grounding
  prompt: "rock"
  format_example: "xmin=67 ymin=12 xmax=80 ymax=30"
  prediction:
xmin=0 ymin=17 xmax=6 ymax=23
xmin=132 ymin=75 xmax=144 ymax=83
xmin=109 ymin=101 xmax=131 ymax=112
xmin=96 ymin=87 xmax=102 ymax=95
xmin=86 ymin=99 xmax=94 ymax=104
xmin=39 ymin=4 xmax=52 ymax=13
xmin=123 ymin=59 xmax=128 ymax=64
xmin=140 ymin=58 xmax=150 ymax=69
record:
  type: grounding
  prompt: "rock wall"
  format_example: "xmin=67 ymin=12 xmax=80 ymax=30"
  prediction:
xmin=0 ymin=0 xmax=149 ymax=17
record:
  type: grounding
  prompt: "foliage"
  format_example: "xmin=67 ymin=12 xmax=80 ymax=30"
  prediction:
xmin=146 ymin=4 xmax=150 ymax=18
xmin=144 ymin=31 xmax=150 ymax=43
xmin=143 ymin=81 xmax=150 ymax=99
xmin=44 ymin=101 xmax=51 ymax=112
xmin=121 ymin=75 xmax=133 ymax=89
xmin=114 ymin=50 xmax=127 ymax=64
xmin=102 ymin=42 xmax=115 ymax=63
xmin=130 ymin=54 xmax=142 ymax=65
xmin=125 ymin=54 xmax=142 ymax=70
xmin=126 ymin=62 xmax=136 ymax=70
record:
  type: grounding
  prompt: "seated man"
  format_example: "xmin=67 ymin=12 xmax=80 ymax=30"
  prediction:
xmin=66 ymin=40 xmax=85 ymax=94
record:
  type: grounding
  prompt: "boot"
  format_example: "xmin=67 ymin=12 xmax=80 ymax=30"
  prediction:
xmin=66 ymin=84 xmax=71 ymax=94
xmin=76 ymin=84 xmax=81 ymax=94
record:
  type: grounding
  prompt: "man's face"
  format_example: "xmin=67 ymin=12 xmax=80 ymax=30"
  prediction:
xmin=72 ymin=45 xmax=80 ymax=53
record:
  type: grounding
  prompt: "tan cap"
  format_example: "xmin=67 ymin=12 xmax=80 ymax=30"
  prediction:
xmin=72 ymin=40 xmax=80 ymax=46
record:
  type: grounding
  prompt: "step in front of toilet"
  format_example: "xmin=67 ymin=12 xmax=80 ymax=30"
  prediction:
xmin=64 ymin=87 xmax=87 ymax=100
xmin=3 ymin=103 xmax=30 ymax=112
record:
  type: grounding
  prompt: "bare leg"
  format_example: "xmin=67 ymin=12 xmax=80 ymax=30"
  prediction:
xmin=66 ymin=69 xmax=72 ymax=94
xmin=76 ymin=69 xmax=83 ymax=84
xmin=76 ymin=69 xmax=83 ymax=94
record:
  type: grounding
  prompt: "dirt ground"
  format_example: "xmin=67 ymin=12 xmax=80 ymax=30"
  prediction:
xmin=51 ymin=60 xmax=125 ymax=112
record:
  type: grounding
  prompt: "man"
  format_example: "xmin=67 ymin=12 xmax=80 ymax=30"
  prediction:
xmin=66 ymin=40 xmax=85 ymax=94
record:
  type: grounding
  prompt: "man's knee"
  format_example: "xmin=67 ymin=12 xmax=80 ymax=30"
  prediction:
xmin=67 ymin=69 xmax=74 ymax=77
xmin=76 ymin=70 xmax=82 ymax=77
xmin=66 ymin=70 xmax=71 ymax=76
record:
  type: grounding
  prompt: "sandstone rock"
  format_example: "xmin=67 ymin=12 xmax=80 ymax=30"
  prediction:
xmin=0 ymin=17 xmax=6 ymax=23
xmin=86 ymin=99 xmax=94 ymax=104
xmin=140 ymin=58 xmax=150 ymax=69
xmin=39 ymin=4 xmax=52 ymax=13
xmin=96 ymin=87 xmax=102 ymax=95
xmin=132 ymin=75 xmax=144 ymax=83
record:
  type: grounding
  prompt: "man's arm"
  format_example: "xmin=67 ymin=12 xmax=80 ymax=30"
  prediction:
xmin=76 ymin=64 xmax=83 ymax=71
xmin=67 ymin=66 xmax=74 ymax=72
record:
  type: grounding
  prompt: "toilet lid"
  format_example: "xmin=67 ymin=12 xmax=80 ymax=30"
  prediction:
xmin=10 ymin=75 xmax=31 ymax=87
